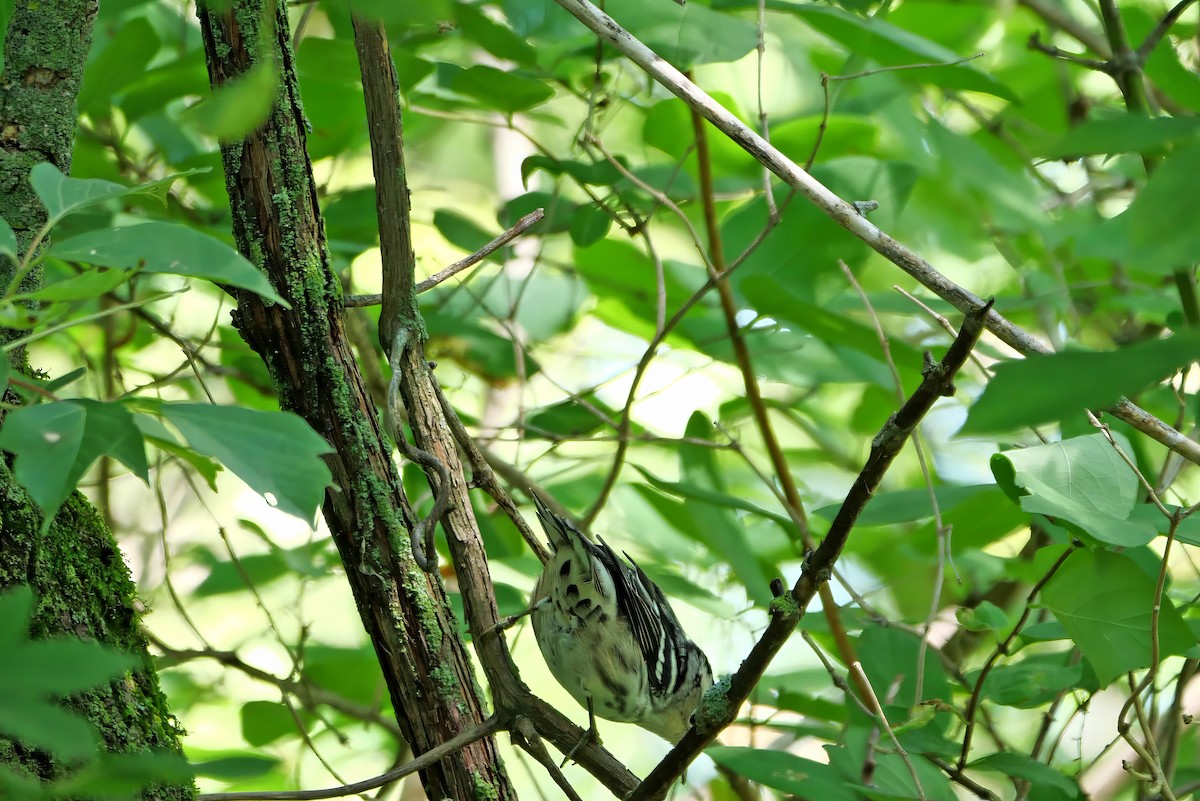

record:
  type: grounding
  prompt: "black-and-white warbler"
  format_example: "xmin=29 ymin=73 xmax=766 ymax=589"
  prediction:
xmin=528 ymin=494 xmax=713 ymax=744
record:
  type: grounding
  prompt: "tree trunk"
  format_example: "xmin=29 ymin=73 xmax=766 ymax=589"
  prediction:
xmin=0 ymin=3 xmax=194 ymax=797
xmin=195 ymin=4 xmax=514 ymax=799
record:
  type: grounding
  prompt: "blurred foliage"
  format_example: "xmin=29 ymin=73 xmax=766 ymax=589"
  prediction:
xmin=3 ymin=0 xmax=1200 ymax=798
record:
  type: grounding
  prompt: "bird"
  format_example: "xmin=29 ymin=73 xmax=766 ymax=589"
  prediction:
xmin=525 ymin=493 xmax=713 ymax=748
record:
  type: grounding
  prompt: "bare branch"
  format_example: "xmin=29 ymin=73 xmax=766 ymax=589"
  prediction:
xmin=344 ymin=209 xmax=546 ymax=307
xmin=196 ymin=717 xmax=502 ymax=801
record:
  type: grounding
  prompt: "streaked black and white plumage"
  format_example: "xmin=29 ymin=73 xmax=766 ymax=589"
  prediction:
xmin=530 ymin=494 xmax=712 ymax=743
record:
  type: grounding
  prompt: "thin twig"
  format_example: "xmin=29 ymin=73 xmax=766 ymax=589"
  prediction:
xmin=851 ymin=661 xmax=926 ymax=800
xmin=345 ymin=209 xmax=545 ymax=307
xmin=1136 ymin=0 xmax=1199 ymax=61
xmin=197 ymin=717 xmax=502 ymax=801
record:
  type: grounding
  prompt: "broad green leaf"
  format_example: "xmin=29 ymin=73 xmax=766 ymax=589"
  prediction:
xmin=29 ymin=163 xmax=203 ymax=224
xmin=300 ymin=646 xmax=387 ymax=707
xmin=0 ymin=587 xmax=139 ymax=762
xmin=741 ymin=276 xmax=924 ymax=375
xmin=134 ymin=411 xmax=223 ymax=491
xmin=21 ymin=267 xmax=132 ymax=302
xmin=0 ymin=0 xmax=12 ymax=74
xmin=0 ymin=401 xmax=87 ymax=522
xmin=813 ymin=485 xmax=998 ymax=526
xmin=0 ymin=588 xmax=33 ymax=647
xmin=74 ymin=399 xmax=150 ymax=483
xmin=707 ymin=746 xmax=858 ymax=801
xmin=968 ymin=658 xmax=1083 ymax=708
xmin=1041 ymin=115 xmax=1200 ymax=159
xmin=1124 ymin=142 xmax=1200 ymax=273
xmin=156 ymin=403 xmax=333 ymax=522
xmin=241 ymin=700 xmax=301 ymax=746
xmin=956 ymin=600 xmax=1008 ymax=633
xmin=181 ymin=60 xmax=278 ymax=141
xmin=760 ymin=1 xmax=1016 ymax=101
xmin=457 ymin=3 xmax=537 ymax=67
xmin=568 ymin=204 xmax=611 ymax=247
xmin=190 ymin=753 xmax=280 ymax=780
xmin=0 ymin=217 xmax=16 ymax=265
xmin=1042 ymin=550 xmax=1194 ymax=686
xmin=432 ymin=209 xmax=495 ymax=253
xmin=0 ymin=357 xmax=8 ymax=395
xmin=858 ymin=626 xmax=951 ymax=712
xmin=677 ymin=414 xmax=775 ymax=603
xmin=451 ymin=65 xmax=554 ymax=113
xmin=991 ymin=433 xmax=1156 ymax=547
xmin=521 ymin=155 xmax=624 ymax=188
xmin=0 ymin=639 xmax=134 ymax=695
xmin=51 ymin=222 xmax=288 ymax=305
xmin=0 ymin=399 xmax=149 ymax=524
xmin=964 ymin=332 xmax=1200 ymax=433
xmin=55 ymin=751 xmax=193 ymax=797
xmin=972 ymin=752 xmax=1083 ymax=801
xmin=634 ymin=465 xmax=793 ymax=529
xmin=612 ymin=0 xmax=758 ymax=67
xmin=78 ymin=17 xmax=161 ymax=115
xmin=0 ymin=698 xmax=99 ymax=760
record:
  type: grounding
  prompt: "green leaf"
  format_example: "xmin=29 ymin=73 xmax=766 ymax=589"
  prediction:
xmin=1041 ymin=115 xmax=1200 ymax=159
xmin=1042 ymin=550 xmax=1194 ymax=686
xmin=964 ymin=332 xmax=1200 ymax=433
xmin=190 ymin=753 xmax=280 ymax=780
xmin=0 ymin=217 xmax=16 ymax=265
xmin=677 ymin=414 xmax=775 ymax=604
xmin=813 ymin=485 xmax=998 ymax=526
xmin=0 ymin=587 xmax=140 ymax=762
xmin=969 ymin=658 xmax=1083 ymax=709
xmin=0 ymin=399 xmax=149 ymax=522
xmin=155 ymin=403 xmax=333 ymax=522
xmin=0 ymin=0 xmax=12 ymax=74
xmin=432 ymin=209 xmax=495 ymax=253
xmin=456 ymin=3 xmax=537 ymax=67
xmin=21 ymin=268 xmax=132 ymax=302
xmin=74 ymin=399 xmax=150 ymax=483
xmin=55 ymin=751 xmax=194 ymax=797
xmin=990 ymin=433 xmax=1156 ymax=547
xmin=568 ymin=204 xmax=612 ymax=247
xmin=241 ymin=700 xmax=301 ymax=746
xmin=29 ymin=163 xmax=203 ymax=224
xmin=1124 ymin=141 xmax=1200 ymax=273
xmin=451 ymin=65 xmax=554 ymax=113
xmin=0 ymin=357 xmax=8 ymax=395
xmin=741 ymin=276 xmax=924 ymax=376
xmin=51 ymin=222 xmax=289 ymax=305
xmin=956 ymin=600 xmax=1008 ymax=633
xmin=0 ymin=588 xmax=33 ymax=648
xmin=765 ymin=2 xmax=1016 ymax=101
xmin=0 ymin=698 xmax=99 ymax=760
xmin=78 ymin=17 xmax=162 ymax=115
xmin=634 ymin=466 xmax=793 ymax=529
xmin=181 ymin=60 xmax=279 ymax=141
xmin=0 ymin=401 xmax=87 ymax=522
xmin=972 ymin=752 xmax=1082 ymax=801
xmin=707 ymin=746 xmax=858 ymax=801
xmin=0 ymin=639 xmax=135 ymax=695
xmin=609 ymin=0 xmax=758 ymax=67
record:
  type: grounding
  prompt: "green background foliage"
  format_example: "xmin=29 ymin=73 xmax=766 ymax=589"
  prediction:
xmin=2 ymin=0 xmax=1200 ymax=798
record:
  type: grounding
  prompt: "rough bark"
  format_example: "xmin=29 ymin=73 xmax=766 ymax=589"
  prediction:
xmin=194 ymin=4 xmax=513 ymax=798
xmin=0 ymin=5 xmax=194 ymax=797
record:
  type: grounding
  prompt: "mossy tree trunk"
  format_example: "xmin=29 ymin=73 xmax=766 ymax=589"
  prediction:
xmin=196 ymin=3 xmax=515 ymax=799
xmin=0 ymin=2 xmax=195 ymax=798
